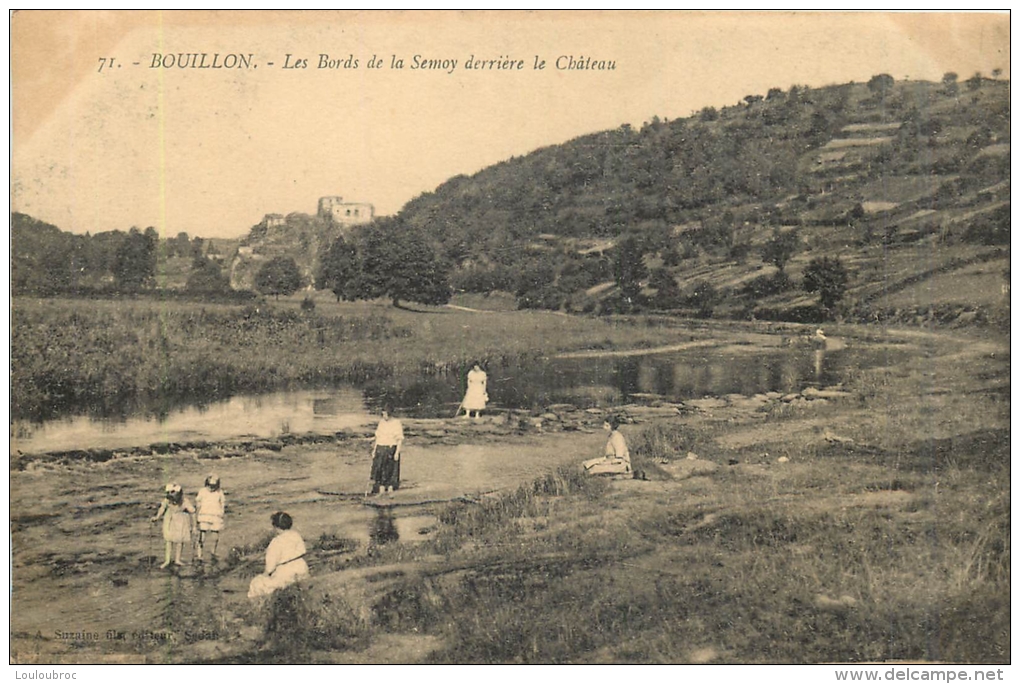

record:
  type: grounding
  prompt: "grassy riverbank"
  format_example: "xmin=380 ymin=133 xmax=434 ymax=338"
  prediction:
xmin=9 ymin=301 xmax=1008 ymax=664
xmin=11 ymin=295 xmax=716 ymax=421
xmin=241 ymin=325 xmax=1008 ymax=664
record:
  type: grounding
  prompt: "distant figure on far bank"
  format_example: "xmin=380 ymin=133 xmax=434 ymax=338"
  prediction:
xmin=458 ymin=362 xmax=489 ymax=419
xmin=369 ymin=406 xmax=404 ymax=495
xmin=583 ymin=416 xmax=632 ymax=476
xmin=150 ymin=483 xmax=196 ymax=569
xmin=195 ymin=474 xmax=225 ymax=562
xmin=811 ymin=328 xmax=828 ymax=349
xmin=247 ymin=511 xmax=309 ymax=599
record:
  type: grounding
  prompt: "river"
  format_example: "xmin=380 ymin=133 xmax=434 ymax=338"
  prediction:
xmin=11 ymin=340 xmax=898 ymax=456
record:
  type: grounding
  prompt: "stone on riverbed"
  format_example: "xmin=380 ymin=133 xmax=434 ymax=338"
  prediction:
xmin=728 ymin=395 xmax=768 ymax=411
xmin=625 ymin=405 xmax=683 ymax=420
xmin=813 ymin=389 xmax=854 ymax=400
xmin=687 ymin=397 xmax=728 ymax=410
xmin=660 ymin=458 xmax=720 ymax=479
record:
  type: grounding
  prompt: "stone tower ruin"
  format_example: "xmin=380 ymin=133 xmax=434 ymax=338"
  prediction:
xmin=317 ymin=196 xmax=375 ymax=226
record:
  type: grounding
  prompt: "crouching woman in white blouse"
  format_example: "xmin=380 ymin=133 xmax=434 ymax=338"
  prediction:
xmin=248 ymin=511 xmax=309 ymax=599
xmin=583 ymin=416 xmax=632 ymax=476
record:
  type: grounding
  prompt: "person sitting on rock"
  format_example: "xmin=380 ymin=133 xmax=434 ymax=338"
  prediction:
xmin=583 ymin=416 xmax=632 ymax=476
xmin=247 ymin=511 xmax=309 ymax=599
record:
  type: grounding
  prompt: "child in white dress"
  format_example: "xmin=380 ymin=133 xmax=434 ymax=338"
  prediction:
xmin=195 ymin=474 xmax=225 ymax=561
xmin=150 ymin=483 xmax=196 ymax=568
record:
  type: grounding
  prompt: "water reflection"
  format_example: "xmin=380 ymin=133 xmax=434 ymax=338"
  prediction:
xmin=370 ymin=509 xmax=399 ymax=546
xmin=363 ymin=345 xmax=879 ymax=414
xmin=14 ymin=342 xmax=906 ymax=456
xmin=12 ymin=388 xmax=372 ymax=455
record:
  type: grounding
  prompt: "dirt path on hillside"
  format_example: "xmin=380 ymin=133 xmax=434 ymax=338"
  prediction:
xmin=552 ymin=339 xmax=723 ymax=359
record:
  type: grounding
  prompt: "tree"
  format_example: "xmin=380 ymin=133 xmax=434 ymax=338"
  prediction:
xmin=317 ymin=235 xmax=360 ymax=302
xmin=941 ymin=72 xmax=959 ymax=95
xmin=809 ymin=110 xmax=836 ymax=141
xmin=630 ymin=220 xmax=673 ymax=255
xmin=113 ymin=226 xmax=157 ymax=291
xmin=255 ymin=256 xmax=302 ymax=299
xmin=649 ymin=267 xmax=682 ymax=309
xmin=169 ymin=231 xmax=191 ymax=258
xmin=612 ymin=236 xmax=648 ymax=305
xmin=186 ymin=257 xmax=231 ymax=294
xmin=867 ymin=73 xmax=895 ymax=98
xmin=802 ymin=256 xmax=849 ymax=311
xmin=699 ymin=106 xmax=718 ymax=122
xmin=353 ymin=220 xmax=451 ymax=307
xmin=685 ymin=280 xmax=720 ymax=318
xmin=760 ymin=228 xmax=800 ymax=272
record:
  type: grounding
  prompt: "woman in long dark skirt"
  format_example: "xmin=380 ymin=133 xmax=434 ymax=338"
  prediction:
xmin=369 ymin=406 xmax=404 ymax=494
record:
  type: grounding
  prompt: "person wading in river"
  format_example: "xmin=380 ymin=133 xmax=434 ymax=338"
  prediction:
xmin=457 ymin=361 xmax=489 ymax=420
xmin=150 ymin=483 xmax=197 ymax=569
xmin=369 ymin=406 xmax=404 ymax=495
xmin=195 ymin=474 xmax=225 ymax=562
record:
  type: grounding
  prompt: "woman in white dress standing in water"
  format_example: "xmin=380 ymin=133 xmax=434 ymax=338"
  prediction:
xmin=459 ymin=361 xmax=488 ymax=420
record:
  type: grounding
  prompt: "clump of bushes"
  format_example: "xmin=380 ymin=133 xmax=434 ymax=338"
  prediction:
xmin=258 ymin=584 xmax=371 ymax=657
xmin=741 ymin=271 xmax=794 ymax=300
xmin=627 ymin=422 xmax=692 ymax=466
xmin=961 ymin=204 xmax=1010 ymax=245
xmin=437 ymin=465 xmax=608 ymax=533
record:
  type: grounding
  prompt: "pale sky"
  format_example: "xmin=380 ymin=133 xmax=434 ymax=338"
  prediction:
xmin=10 ymin=11 xmax=1010 ymax=239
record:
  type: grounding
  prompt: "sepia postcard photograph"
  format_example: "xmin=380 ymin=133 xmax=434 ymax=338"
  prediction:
xmin=8 ymin=10 xmax=1011 ymax=670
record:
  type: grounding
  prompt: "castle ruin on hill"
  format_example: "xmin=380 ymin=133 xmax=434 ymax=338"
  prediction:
xmin=317 ymin=196 xmax=375 ymax=226
xmin=229 ymin=195 xmax=375 ymax=291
